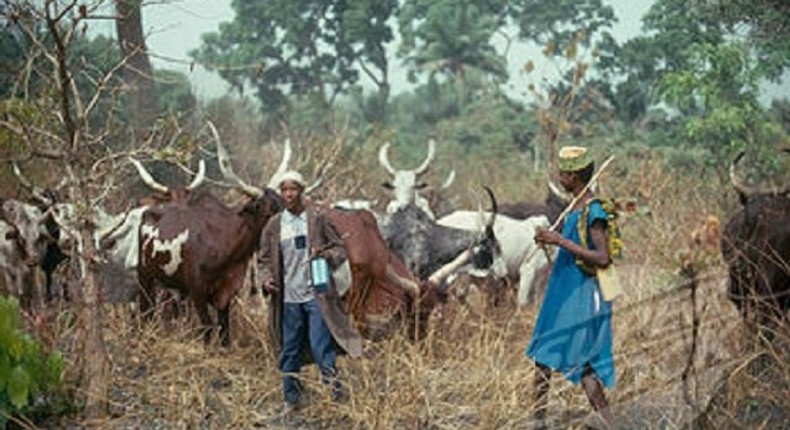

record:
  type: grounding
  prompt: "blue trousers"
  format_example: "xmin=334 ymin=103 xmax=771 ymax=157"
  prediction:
xmin=280 ymin=299 xmax=338 ymax=404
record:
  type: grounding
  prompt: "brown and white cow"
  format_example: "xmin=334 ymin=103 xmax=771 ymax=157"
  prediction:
xmin=135 ymin=122 xmax=289 ymax=346
xmin=721 ymin=151 xmax=790 ymax=331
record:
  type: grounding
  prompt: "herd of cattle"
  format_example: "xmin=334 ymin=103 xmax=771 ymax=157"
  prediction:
xmin=1 ymin=129 xmax=788 ymax=345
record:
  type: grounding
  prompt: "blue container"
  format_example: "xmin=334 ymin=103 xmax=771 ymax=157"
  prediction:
xmin=310 ymin=257 xmax=330 ymax=292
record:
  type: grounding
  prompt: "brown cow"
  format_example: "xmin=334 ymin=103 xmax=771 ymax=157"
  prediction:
xmin=325 ymin=207 xmax=444 ymax=341
xmin=721 ymin=151 xmax=790 ymax=331
xmin=138 ymin=189 xmax=283 ymax=346
xmin=135 ymin=122 xmax=290 ymax=346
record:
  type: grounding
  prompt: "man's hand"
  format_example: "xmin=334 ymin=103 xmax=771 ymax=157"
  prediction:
xmin=535 ymin=227 xmax=563 ymax=246
xmin=262 ymin=277 xmax=278 ymax=295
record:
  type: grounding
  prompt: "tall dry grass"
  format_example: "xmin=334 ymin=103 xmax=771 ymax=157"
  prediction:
xmin=23 ymin=148 xmax=788 ymax=429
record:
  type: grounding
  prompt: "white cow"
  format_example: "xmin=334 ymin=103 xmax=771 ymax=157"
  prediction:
xmin=378 ymin=139 xmax=438 ymax=219
xmin=438 ymin=211 xmax=555 ymax=306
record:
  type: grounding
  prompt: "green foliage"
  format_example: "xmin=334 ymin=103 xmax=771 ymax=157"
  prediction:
xmin=513 ymin=0 xmax=616 ymax=57
xmin=192 ymin=0 xmax=396 ymax=117
xmin=659 ymin=42 xmax=770 ymax=166
xmin=701 ymin=0 xmax=790 ymax=80
xmin=154 ymin=70 xmax=197 ymax=118
xmin=0 ymin=296 xmax=64 ymax=428
xmin=398 ymin=0 xmax=508 ymax=106
xmin=603 ymin=0 xmax=725 ymax=124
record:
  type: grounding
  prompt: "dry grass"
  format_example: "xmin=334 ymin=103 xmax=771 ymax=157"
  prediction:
xmin=19 ymin=151 xmax=789 ymax=429
xmin=43 ymin=268 xmax=779 ymax=430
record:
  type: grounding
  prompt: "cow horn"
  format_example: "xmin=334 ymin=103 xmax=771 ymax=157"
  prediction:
xmin=729 ymin=151 xmax=754 ymax=198
xmin=267 ymin=138 xmax=293 ymax=190
xmin=428 ymin=248 xmax=473 ymax=286
xmin=547 ymin=179 xmax=572 ymax=203
xmin=186 ymin=159 xmax=206 ymax=191
xmin=97 ymin=211 xmax=130 ymax=244
xmin=384 ymin=264 xmax=421 ymax=296
xmin=378 ymin=142 xmax=397 ymax=175
xmin=414 ymin=139 xmax=436 ymax=176
xmin=129 ymin=157 xmax=169 ymax=194
xmin=483 ymin=186 xmax=497 ymax=228
xmin=12 ymin=162 xmax=53 ymax=206
xmin=304 ymin=176 xmax=323 ymax=195
xmin=441 ymin=169 xmax=456 ymax=189
xmin=209 ymin=120 xmax=263 ymax=198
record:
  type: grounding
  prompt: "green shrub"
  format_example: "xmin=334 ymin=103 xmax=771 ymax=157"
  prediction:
xmin=0 ymin=296 xmax=64 ymax=428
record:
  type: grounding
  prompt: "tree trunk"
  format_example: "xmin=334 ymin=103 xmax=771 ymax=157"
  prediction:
xmin=76 ymin=226 xmax=109 ymax=420
xmin=115 ymin=0 xmax=157 ymax=133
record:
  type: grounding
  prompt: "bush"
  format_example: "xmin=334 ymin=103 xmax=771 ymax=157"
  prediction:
xmin=0 ymin=296 xmax=64 ymax=428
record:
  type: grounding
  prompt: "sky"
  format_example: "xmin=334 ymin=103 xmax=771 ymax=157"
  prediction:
xmin=93 ymin=0 xmax=785 ymax=104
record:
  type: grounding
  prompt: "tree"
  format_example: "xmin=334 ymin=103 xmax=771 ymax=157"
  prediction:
xmin=154 ymin=69 xmax=197 ymax=117
xmin=659 ymin=42 xmax=785 ymax=172
xmin=398 ymin=0 xmax=507 ymax=109
xmin=0 ymin=1 xmax=186 ymax=420
xmin=191 ymin=0 xmax=396 ymax=120
xmin=604 ymin=0 xmax=725 ymax=124
xmin=115 ymin=0 xmax=156 ymax=133
xmin=508 ymin=0 xmax=617 ymax=167
xmin=701 ymin=0 xmax=790 ymax=80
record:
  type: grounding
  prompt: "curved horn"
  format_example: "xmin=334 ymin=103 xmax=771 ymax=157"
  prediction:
xmin=428 ymin=249 xmax=473 ymax=286
xmin=209 ymin=120 xmax=263 ymax=198
xmin=441 ymin=169 xmax=456 ymax=189
xmin=267 ymin=138 xmax=293 ymax=189
xmin=385 ymin=264 xmax=421 ymax=296
xmin=129 ymin=157 xmax=169 ymax=194
xmin=304 ymin=176 xmax=323 ymax=195
xmin=483 ymin=186 xmax=497 ymax=228
xmin=414 ymin=139 xmax=436 ymax=176
xmin=728 ymin=151 xmax=753 ymax=198
xmin=12 ymin=163 xmax=53 ymax=206
xmin=547 ymin=179 xmax=572 ymax=202
xmin=186 ymin=159 xmax=206 ymax=191
xmin=378 ymin=142 xmax=397 ymax=175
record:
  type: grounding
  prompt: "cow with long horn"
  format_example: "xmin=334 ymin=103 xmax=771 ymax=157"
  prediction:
xmin=379 ymin=139 xmax=440 ymax=219
xmin=135 ymin=121 xmax=288 ymax=346
xmin=380 ymin=186 xmax=503 ymax=286
xmin=721 ymin=150 xmax=790 ymax=332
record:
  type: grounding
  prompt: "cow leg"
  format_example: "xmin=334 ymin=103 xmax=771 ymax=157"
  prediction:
xmin=137 ymin=274 xmax=157 ymax=320
xmin=192 ymin=296 xmax=214 ymax=345
xmin=217 ymin=304 xmax=231 ymax=348
xmin=44 ymin=270 xmax=53 ymax=303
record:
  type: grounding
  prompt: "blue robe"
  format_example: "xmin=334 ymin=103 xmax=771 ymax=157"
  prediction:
xmin=526 ymin=200 xmax=616 ymax=388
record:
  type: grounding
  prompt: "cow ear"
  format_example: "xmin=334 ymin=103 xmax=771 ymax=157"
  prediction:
xmin=415 ymin=182 xmax=429 ymax=190
xmin=381 ymin=182 xmax=394 ymax=190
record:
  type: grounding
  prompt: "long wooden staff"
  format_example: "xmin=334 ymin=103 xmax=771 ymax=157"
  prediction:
xmin=523 ymin=155 xmax=616 ymax=266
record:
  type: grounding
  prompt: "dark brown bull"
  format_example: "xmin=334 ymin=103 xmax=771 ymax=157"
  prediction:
xmin=721 ymin=151 xmax=790 ymax=330
xmin=325 ymin=207 xmax=444 ymax=341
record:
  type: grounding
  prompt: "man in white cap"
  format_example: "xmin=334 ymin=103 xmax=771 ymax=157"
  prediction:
xmin=257 ymin=170 xmax=362 ymax=412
